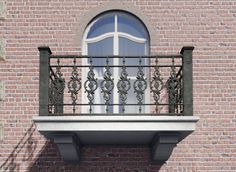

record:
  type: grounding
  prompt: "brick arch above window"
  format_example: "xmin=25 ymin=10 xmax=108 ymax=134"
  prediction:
xmin=76 ymin=1 xmax=157 ymax=49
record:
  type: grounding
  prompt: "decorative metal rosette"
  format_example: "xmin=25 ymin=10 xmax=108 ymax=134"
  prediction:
xmin=68 ymin=59 xmax=81 ymax=113
xmin=117 ymin=58 xmax=131 ymax=112
xmin=133 ymin=59 xmax=147 ymax=112
xmin=101 ymin=58 xmax=114 ymax=113
xmin=84 ymin=59 xmax=98 ymax=113
xmin=150 ymin=64 xmax=164 ymax=109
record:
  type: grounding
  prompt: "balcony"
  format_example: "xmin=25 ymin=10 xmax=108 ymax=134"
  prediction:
xmin=34 ymin=46 xmax=199 ymax=163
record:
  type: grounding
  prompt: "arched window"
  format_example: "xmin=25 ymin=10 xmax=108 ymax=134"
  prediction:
xmin=82 ymin=11 xmax=150 ymax=113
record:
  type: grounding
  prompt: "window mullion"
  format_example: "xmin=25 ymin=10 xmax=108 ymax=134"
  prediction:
xmin=113 ymin=14 xmax=119 ymax=56
xmin=113 ymin=14 xmax=119 ymax=113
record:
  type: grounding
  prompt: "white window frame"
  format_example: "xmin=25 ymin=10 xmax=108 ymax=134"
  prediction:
xmin=82 ymin=12 xmax=150 ymax=114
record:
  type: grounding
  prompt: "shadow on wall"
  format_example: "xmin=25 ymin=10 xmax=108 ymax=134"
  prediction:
xmin=0 ymin=123 xmax=163 ymax=172
xmin=28 ymin=144 xmax=163 ymax=172
xmin=0 ymin=124 xmax=38 ymax=172
xmin=0 ymin=123 xmax=63 ymax=172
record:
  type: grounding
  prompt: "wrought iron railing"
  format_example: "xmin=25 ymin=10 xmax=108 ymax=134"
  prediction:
xmin=38 ymin=47 xmax=194 ymax=116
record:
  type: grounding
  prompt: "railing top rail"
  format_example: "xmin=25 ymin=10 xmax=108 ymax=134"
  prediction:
xmin=49 ymin=65 xmax=182 ymax=68
xmin=49 ymin=54 xmax=183 ymax=59
xmin=47 ymin=113 xmax=182 ymax=116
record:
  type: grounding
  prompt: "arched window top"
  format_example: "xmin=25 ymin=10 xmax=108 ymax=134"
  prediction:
xmin=83 ymin=11 xmax=150 ymax=56
xmin=87 ymin=14 xmax=115 ymax=38
xmin=85 ymin=11 xmax=149 ymax=42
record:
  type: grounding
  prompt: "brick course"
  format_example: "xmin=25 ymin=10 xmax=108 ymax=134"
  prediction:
xmin=0 ymin=0 xmax=236 ymax=171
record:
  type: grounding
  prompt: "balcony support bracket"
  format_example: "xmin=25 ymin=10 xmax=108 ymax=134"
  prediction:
xmin=53 ymin=133 xmax=80 ymax=163
xmin=151 ymin=132 xmax=179 ymax=164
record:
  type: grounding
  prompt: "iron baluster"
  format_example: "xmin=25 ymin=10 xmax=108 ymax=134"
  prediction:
xmin=68 ymin=58 xmax=82 ymax=113
xmin=101 ymin=57 xmax=114 ymax=113
xmin=133 ymin=57 xmax=147 ymax=113
xmin=167 ymin=57 xmax=179 ymax=114
xmin=179 ymin=74 xmax=183 ymax=113
xmin=176 ymin=69 xmax=183 ymax=114
xmin=53 ymin=58 xmax=65 ymax=114
xmin=150 ymin=58 xmax=164 ymax=113
xmin=84 ymin=57 xmax=98 ymax=113
xmin=117 ymin=57 xmax=131 ymax=113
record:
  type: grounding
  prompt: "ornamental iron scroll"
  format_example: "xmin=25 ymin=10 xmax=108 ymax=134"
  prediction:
xmin=101 ymin=57 xmax=114 ymax=113
xmin=167 ymin=58 xmax=179 ymax=113
xmin=117 ymin=57 xmax=131 ymax=113
xmin=53 ymin=58 xmax=65 ymax=114
xmin=68 ymin=58 xmax=82 ymax=113
xmin=84 ymin=57 xmax=98 ymax=113
xmin=150 ymin=58 xmax=164 ymax=113
xmin=133 ymin=57 xmax=147 ymax=113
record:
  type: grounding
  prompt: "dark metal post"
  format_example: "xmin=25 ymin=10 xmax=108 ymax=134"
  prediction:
xmin=38 ymin=47 xmax=52 ymax=116
xmin=181 ymin=46 xmax=194 ymax=116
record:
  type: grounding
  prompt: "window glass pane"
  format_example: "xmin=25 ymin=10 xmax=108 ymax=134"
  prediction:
xmin=88 ymin=37 xmax=113 ymax=56
xmin=88 ymin=37 xmax=114 ymax=76
xmin=118 ymin=13 xmax=148 ymax=39
xmin=87 ymin=15 xmax=114 ymax=38
xmin=119 ymin=37 xmax=146 ymax=76
xmin=119 ymin=37 xmax=146 ymax=56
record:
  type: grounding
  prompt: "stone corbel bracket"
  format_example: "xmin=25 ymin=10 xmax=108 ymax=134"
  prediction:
xmin=151 ymin=132 xmax=180 ymax=164
xmin=53 ymin=133 xmax=81 ymax=163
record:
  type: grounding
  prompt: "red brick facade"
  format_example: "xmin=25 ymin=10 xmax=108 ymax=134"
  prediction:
xmin=0 ymin=0 xmax=236 ymax=171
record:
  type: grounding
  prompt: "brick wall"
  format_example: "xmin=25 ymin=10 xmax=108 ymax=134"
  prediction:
xmin=0 ymin=0 xmax=236 ymax=171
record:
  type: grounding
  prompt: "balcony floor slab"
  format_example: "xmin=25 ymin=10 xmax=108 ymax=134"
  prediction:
xmin=34 ymin=115 xmax=199 ymax=144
